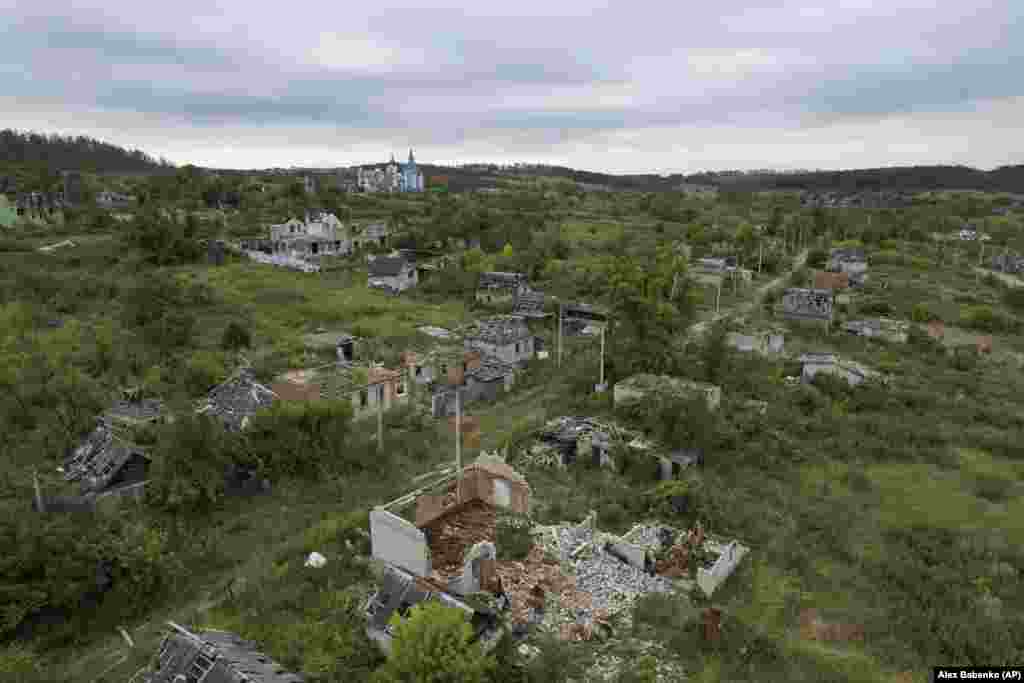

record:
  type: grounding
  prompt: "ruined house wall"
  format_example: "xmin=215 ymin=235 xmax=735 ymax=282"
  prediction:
xmin=370 ymin=509 xmax=431 ymax=576
xmin=697 ymin=541 xmax=748 ymax=597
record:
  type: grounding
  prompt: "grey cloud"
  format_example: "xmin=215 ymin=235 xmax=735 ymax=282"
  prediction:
xmin=2 ymin=1 xmax=1023 ymax=170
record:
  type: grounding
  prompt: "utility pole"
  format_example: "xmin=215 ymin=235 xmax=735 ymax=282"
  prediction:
xmin=557 ymin=303 xmax=563 ymax=368
xmin=599 ymin=323 xmax=606 ymax=389
xmin=376 ymin=383 xmax=384 ymax=451
xmin=758 ymin=240 xmax=763 ymax=275
xmin=33 ymin=467 xmax=45 ymax=513
xmin=715 ymin=277 xmax=722 ymax=314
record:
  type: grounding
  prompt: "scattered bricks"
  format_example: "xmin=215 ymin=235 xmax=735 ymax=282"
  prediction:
xmin=654 ymin=543 xmax=690 ymax=578
xmin=799 ymin=608 xmax=865 ymax=641
xmin=977 ymin=335 xmax=993 ymax=354
xmin=814 ymin=270 xmax=850 ymax=290
xmin=927 ymin=320 xmax=946 ymax=340
xmin=800 ymin=608 xmax=818 ymax=640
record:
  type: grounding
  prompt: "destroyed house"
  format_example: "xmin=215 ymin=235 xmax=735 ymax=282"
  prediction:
xmin=511 ymin=288 xmax=548 ymax=318
xmin=991 ymin=254 xmax=1024 ymax=274
xmin=319 ymin=365 xmax=409 ymax=420
xmin=465 ymin=317 xmax=535 ymax=366
xmin=431 ymin=356 xmax=516 ymax=417
xmin=561 ymin=302 xmax=609 ymax=336
xmin=96 ymin=190 xmax=135 ymax=210
xmin=658 ymin=449 xmax=704 ymax=481
xmin=843 ymin=318 xmax=908 ymax=343
xmin=539 ymin=417 xmax=612 ymax=467
xmin=353 ymin=221 xmax=390 ymax=249
xmin=199 ymin=370 xmax=278 ymax=431
xmin=828 ymin=248 xmax=868 ymax=280
xmin=367 ymin=255 xmax=418 ymax=292
xmin=726 ymin=331 xmax=785 ymax=355
xmin=476 ymin=272 xmax=527 ymax=304
xmin=141 ymin=621 xmax=304 ymax=683
xmin=614 ymin=374 xmax=722 ymax=411
xmin=365 ymin=564 xmax=501 ymax=654
xmin=63 ymin=420 xmax=150 ymax=494
xmin=104 ymin=393 xmax=166 ymax=427
xmin=367 ymin=457 xmax=530 ymax=650
xmin=799 ymin=353 xmax=878 ymax=387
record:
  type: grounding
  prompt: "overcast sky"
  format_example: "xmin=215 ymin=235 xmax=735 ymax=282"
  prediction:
xmin=3 ymin=1 xmax=1022 ymax=173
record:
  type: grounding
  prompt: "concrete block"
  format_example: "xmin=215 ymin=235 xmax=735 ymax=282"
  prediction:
xmin=606 ymin=540 xmax=647 ymax=570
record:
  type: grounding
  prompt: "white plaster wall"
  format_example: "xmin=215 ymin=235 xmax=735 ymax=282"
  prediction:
xmin=370 ymin=509 xmax=431 ymax=576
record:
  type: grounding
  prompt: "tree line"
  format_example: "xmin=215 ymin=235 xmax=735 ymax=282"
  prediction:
xmin=0 ymin=129 xmax=173 ymax=175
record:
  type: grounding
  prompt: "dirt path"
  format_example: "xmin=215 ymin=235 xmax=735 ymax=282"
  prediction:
xmin=974 ymin=266 xmax=1023 ymax=288
xmin=687 ymin=249 xmax=808 ymax=338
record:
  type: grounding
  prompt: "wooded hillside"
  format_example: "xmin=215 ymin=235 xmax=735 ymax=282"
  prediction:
xmin=0 ymin=129 xmax=173 ymax=175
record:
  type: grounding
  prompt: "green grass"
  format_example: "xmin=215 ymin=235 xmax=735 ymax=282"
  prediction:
xmin=866 ymin=461 xmax=1024 ymax=546
xmin=193 ymin=262 xmax=471 ymax=351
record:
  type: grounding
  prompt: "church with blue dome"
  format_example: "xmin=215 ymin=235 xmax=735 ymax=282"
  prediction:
xmin=399 ymin=149 xmax=424 ymax=193
xmin=356 ymin=149 xmax=425 ymax=193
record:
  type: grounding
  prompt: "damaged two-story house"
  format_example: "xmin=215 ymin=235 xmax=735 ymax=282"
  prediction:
xmin=366 ymin=456 xmax=531 ymax=652
xmin=465 ymin=317 xmax=536 ymax=368
xmin=476 ymin=272 xmax=528 ymax=305
xmin=265 ymin=210 xmax=352 ymax=259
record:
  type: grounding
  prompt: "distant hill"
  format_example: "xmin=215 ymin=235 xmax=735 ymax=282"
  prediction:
xmin=202 ymin=160 xmax=1024 ymax=195
xmin=0 ymin=129 xmax=173 ymax=175
xmin=698 ymin=165 xmax=1024 ymax=194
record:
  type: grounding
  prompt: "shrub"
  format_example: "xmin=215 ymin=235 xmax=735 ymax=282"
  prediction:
xmin=959 ymin=305 xmax=1011 ymax=333
xmin=805 ymin=248 xmax=828 ymax=269
xmin=246 ymin=400 xmax=356 ymax=479
xmin=873 ymin=249 xmax=904 ymax=265
xmin=373 ymin=601 xmax=495 ymax=683
xmin=911 ymin=303 xmax=938 ymax=323
xmin=909 ymin=256 xmax=932 ymax=269
xmin=1002 ymin=286 xmax=1024 ymax=312
xmin=495 ymin=514 xmax=534 ymax=561
xmin=182 ymin=350 xmax=227 ymax=395
xmin=221 ymin=321 xmax=252 ymax=351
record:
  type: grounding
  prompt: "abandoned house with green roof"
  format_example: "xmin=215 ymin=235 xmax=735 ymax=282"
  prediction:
xmin=613 ymin=374 xmax=722 ymax=412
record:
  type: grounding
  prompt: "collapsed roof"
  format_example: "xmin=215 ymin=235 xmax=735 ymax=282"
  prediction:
xmin=200 ymin=369 xmax=278 ymax=431
xmin=466 ymin=317 xmax=533 ymax=346
xmin=63 ymin=420 xmax=150 ymax=493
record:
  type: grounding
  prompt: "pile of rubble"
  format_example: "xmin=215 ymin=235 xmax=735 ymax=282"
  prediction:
xmin=517 ymin=416 xmax=652 ymax=469
xmin=493 ymin=543 xmax=601 ymax=629
xmin=245 ymin=250 xmax=321 ymax=273
xmin=533 ymin=518 xmax=676 ymax=625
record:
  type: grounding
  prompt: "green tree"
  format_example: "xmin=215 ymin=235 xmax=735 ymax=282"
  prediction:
xmin=700 ymin=321 xmax=730 ymax=385
xmin=373 ymin=600 xmax=495 ymax=683
xmin=221 ymin=321 xmax=252 ymax=351
xmin=246 ymin=400 xmax=356 ymax=479
xmin=145 ymin=414 xmax=242 ymax=517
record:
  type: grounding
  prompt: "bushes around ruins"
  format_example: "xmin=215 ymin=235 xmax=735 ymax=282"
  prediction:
xmin=373 ymin=600 xmax=495 ymax=683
